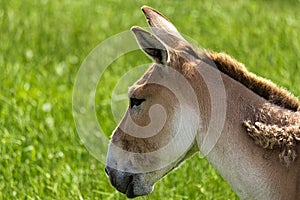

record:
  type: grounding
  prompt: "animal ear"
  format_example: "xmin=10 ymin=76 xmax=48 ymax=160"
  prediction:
xmin=141 ymin=5 xmax=193 ymax=52
xmin=141 ymin=6 xmax=184 ymax=41
xmin=131 ymin=26 xmax=169 ymax=65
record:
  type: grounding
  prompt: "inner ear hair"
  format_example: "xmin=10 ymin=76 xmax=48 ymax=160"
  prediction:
xmin=144 ymin=48 xmax=168 ymax=64
xmin=131 ymin=26 xmax=169 ymax=65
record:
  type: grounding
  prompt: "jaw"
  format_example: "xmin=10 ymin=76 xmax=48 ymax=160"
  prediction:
xmin=126 ymin=144 xmax=199 ymax=198
xmin=106 ymin=162 xmax=181 ymax=198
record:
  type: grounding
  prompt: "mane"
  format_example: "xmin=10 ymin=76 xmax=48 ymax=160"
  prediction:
xmin=205 ymin=51 xmax=300 ymax=112
xmin=202 ymin=51 xmax=300 ymax=165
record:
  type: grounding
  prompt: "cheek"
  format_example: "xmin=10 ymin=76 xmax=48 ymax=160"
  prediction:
xmin=107 ymin=106 xmax=199 ymax=175
xmin=162 ymin=106 xmax=200 ymax=160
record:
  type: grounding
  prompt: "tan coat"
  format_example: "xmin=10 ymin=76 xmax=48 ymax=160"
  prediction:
xmin=105 ymin=6 xmax=300 ymax=199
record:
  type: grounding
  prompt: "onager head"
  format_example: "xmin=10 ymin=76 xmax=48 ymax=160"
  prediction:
xmin=105 ymin=6 xmax=213 ymax=198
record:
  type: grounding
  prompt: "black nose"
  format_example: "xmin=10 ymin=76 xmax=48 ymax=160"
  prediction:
xmin=104 ymin=166 xmax=134 ymax=195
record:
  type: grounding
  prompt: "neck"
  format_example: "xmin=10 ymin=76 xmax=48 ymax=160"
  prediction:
xmin=198 ymin=72 xmax=300 ymax=199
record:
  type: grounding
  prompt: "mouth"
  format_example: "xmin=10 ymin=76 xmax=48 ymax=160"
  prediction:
xmin=124 ymin=175 xmax=151 ymax=198
xmin=108 ymin=173 xmax=141 ymax=198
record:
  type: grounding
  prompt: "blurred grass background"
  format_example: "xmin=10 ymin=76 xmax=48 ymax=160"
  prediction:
xmin=0 ymin=0 xmax=299 ymax=199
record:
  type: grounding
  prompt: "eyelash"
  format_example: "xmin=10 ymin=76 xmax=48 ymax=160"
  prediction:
xmin=130 ymin=98 xmax=146 ymax=108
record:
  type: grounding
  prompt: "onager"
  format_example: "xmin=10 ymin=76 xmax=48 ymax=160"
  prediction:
xmin=105 ymin=6 xmax=300 ymax=199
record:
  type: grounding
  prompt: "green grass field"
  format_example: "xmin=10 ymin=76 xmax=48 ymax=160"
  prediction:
xmin=1 ymin=0 xmax=300 ymax=199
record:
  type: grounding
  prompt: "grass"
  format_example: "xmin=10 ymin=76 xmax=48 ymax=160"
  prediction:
xmin=0 ymin=0 xmax=300 ymax=199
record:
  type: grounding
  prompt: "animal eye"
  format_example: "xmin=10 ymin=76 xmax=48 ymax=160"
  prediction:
xmin=130 ymin=98 xmax=145 ymax=108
